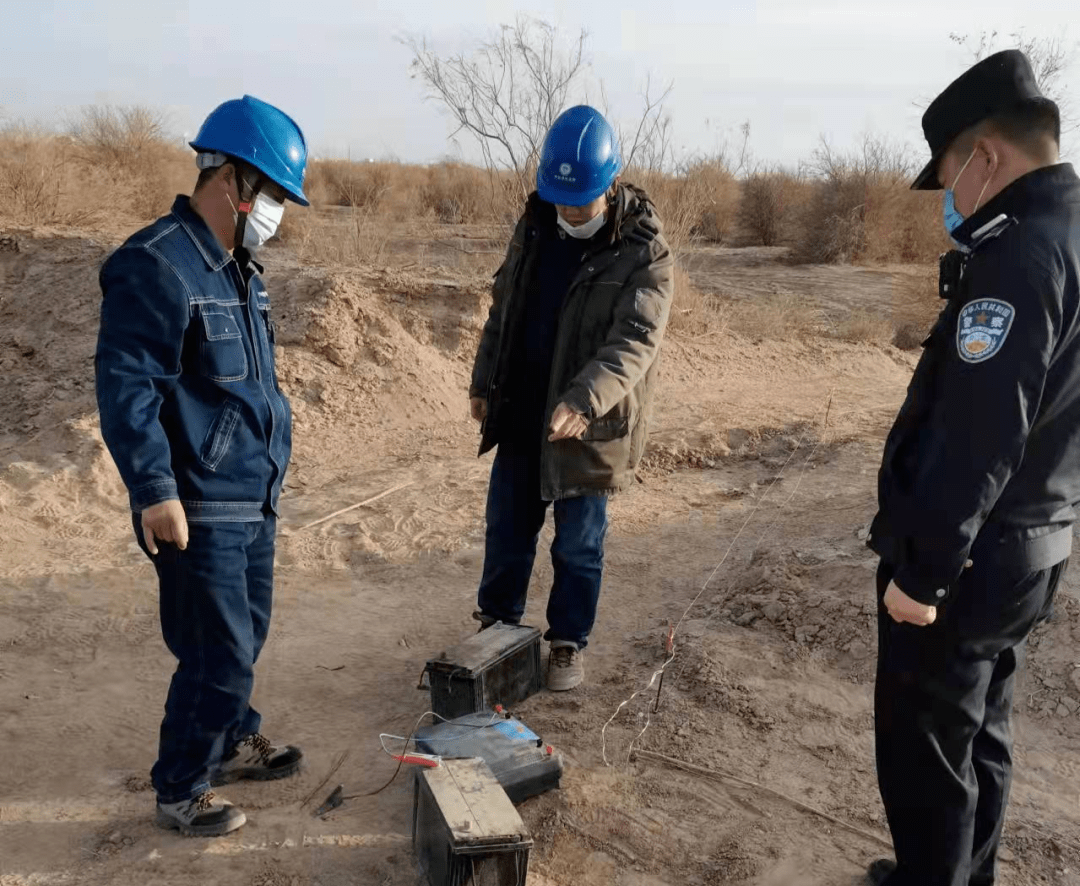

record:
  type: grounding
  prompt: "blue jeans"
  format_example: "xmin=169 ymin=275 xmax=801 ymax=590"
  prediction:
xmin=477 ymin=445 xmax=608 ymax=649
xmin=134 ymin=515 xmax=276 ymax=803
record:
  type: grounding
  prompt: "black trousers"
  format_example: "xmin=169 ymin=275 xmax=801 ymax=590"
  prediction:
xmin=875 ymin=554 xmax=1066 ymax=886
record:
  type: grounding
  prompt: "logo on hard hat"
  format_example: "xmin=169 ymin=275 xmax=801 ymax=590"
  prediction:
xmin=559 ymin=163 xmax=572 ymax=176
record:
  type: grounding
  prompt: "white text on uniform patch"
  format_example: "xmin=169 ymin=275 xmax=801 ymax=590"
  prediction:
xmin=957 ymin=299 xmax=1015 ymax=363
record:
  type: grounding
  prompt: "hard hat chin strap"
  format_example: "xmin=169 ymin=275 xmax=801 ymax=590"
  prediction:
xmin=230 ymin=166 xmax=265 ymax=264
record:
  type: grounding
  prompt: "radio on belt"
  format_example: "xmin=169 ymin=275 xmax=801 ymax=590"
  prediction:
xmin=422 ymin=623 xmax=543 ymax=719
xmin=412 ymin=757 xmax=532 ymax=886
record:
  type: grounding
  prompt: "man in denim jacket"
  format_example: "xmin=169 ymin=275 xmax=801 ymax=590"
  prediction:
xmin=96 ymin=96 xmax=309 ymax=837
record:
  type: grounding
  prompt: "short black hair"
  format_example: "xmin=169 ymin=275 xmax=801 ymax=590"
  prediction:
xmin=957 ymin=101 xmax=1061 ymax=163
xmin=194 ymin=165 xmax=221 ymax=192
xmin=193 ymin=157 xmax=261 ymax=195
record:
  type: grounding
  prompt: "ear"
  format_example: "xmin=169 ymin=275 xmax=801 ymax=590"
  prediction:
xmin=975 ymin=137 xmax=1000 ymax=176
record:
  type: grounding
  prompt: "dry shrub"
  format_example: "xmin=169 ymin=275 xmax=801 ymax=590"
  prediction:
xmin=889 ymin=264 xmax=941 ymax=348
xmin=834 ymin=310 xmax=895 ymax=345
xmin=421 ymin=162 xmax=509 ymax=224
xmin=893 ymin=323 xmax=927 ymax=350
xmin=276 ymin=207 xmax=391 ymax=267
xmin=0 ymin=124 xmax=65 ymax=223
xmin=631 ymin=170 xmax=696 ymax=257
xmin=790 ymin=136 xmax=946 ymax=265
xmin=668 ymin=265 xmax=727 ymax=336
xmin=738 ymin=167 xmax=804 ymax=246
xmin=684 ymin=158 xmax=741 ymax=244
xmin=68 ymin=105 xmax=190 ymax=220
xmin=316 ymin=160 xmax=394 ymax=210
xmin=0 ymin=109 xmax=191 ymax=228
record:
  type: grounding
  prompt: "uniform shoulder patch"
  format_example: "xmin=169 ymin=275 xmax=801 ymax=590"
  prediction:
xmin=957 ymin=299 xmax=1015 ymax=363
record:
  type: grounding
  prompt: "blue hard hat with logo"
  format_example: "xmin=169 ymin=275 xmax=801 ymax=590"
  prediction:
xmin=190 ymin=95 xmax=310 ymax=206
xmin=537 ymin=105 xmax=622 ymax=207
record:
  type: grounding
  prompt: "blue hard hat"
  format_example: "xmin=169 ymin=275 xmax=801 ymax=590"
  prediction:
xmin=536 ymin=106 xmax=621 ymax=207
xmin=190 ymin=95 xmax=309 ymax=206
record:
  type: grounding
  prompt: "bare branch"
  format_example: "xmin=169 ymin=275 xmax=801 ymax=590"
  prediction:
xmin=402 ymin=17 xmax=589 ymax=202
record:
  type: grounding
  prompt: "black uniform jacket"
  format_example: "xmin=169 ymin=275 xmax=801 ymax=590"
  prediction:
xmin=871 ymin=164 xmax=1080 ymax=605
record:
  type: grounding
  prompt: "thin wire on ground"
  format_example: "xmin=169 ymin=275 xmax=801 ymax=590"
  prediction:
xmin=599 ymin=395 xmax=834 ymax=766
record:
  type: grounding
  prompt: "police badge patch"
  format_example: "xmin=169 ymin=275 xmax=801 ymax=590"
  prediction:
xmin=957 ymin=299 xmax=1015 ymax=363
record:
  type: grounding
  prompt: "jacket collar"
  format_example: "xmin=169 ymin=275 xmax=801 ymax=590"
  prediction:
xmin=952 ymin=163 xmax=1079 ymax=249
xmin=169 ymin=195 xmax=234 ymax=272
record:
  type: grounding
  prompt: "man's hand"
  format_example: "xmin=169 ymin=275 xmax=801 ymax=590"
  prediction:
xmin=470 ymin=397 xmax=487 ymax=424
xmin=549 ymin=402 xmax=589 ymax=442
xmin=884 ymin=582 xmax=937 ymax=627
xmin=141 ymin=499 xmax=189 ymax=555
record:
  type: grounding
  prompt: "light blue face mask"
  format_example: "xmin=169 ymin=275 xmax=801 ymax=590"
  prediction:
xmin=943 ymin=148 xmax=993 ymax=241
xmin=943 ymin=187 xmax=966 ymax=235
xmin=943 ymin=148 xmax=977 ymax=235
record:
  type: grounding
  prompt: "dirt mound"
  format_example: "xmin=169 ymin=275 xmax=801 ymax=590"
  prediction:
xmin=268 ymin=263 xmax=488 ymax=448
xmin=0 ymin=231 xmax=114 ymax=456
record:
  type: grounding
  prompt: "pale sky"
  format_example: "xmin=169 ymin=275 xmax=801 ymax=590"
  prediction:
xmin=2 ymin=1 xmax=1075 ymax=168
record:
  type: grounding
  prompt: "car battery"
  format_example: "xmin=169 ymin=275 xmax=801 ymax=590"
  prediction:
xmin=415 ymin=711 xmax=563 ymax=804
xmin=412 ymin=757 xmax=532 ymax=886
xmin=423 ymin=623 xmax=543 ymax=720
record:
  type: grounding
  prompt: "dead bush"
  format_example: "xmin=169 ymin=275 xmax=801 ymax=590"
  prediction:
xmin=317 ymin=160 xmax=393 ymax=210
xmin=790 ymin=135 xmax=945 ymax=265
xmin=684 ymin=158 xmax=741 ymax=244
xmin=893 ymin=323 xmax=927 ymax=350
xmin=278 ymin=206 xmax=391 ymax=267
xmin=0 ymin=124 xmax=64 ymax=223
xmin=421 ymin=163 xmax=508 ymax=225
xmin=738 ymin=167 xmax=802 ymax=246
xmin=0 ymin=112 xmax=191 ymax=227
xmin=834 ymin=310 xmax=895 ymax=346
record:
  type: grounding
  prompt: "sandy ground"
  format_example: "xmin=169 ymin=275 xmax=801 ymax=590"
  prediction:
xmin=2 ymin=226 xmax=1079 ymax=886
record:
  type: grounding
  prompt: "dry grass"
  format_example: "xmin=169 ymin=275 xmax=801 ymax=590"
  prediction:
xmin=889 ymin=265 xmax=942 ymax=349
xmin=668 ymin=266 xmax=728 ymax=337
xmin=724 ymin=292 xmax=825 ymax=341
xmin=833 ymin=310 xmax=897 ymax=346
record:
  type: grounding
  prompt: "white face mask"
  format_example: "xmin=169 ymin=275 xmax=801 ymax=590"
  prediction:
xmin=242 ymin=191 xmax=285 ymax=250
xmin=557 ymin=208 xmax=607 ymax=240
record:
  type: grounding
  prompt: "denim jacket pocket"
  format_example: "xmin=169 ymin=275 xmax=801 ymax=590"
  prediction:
xmin=200 ymin=399 xmax=243 ymax=470
xmin=200 ymin=310 xmax=249 ymax=382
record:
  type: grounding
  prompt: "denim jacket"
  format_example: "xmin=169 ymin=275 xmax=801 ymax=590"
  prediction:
xmin=95 ymin=196 xmax=291 ymax=522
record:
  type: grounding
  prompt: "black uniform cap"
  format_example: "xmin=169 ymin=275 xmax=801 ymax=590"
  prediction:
xmin=912 ymin=49 xmax=1060 ymax=191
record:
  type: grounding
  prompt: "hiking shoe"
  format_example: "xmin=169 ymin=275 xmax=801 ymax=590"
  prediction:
xmin=547 ymin=643 xmax=584 ymax=691
xmin=472 ymin=611 xmax=498 ymax=633
xmin=866 ymin=859 xmax=896 ymax=885
xmin=211 ymin=733 xmax=303 ymax=786
xmin=155 ymin=791 xmax=246 ymax=837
